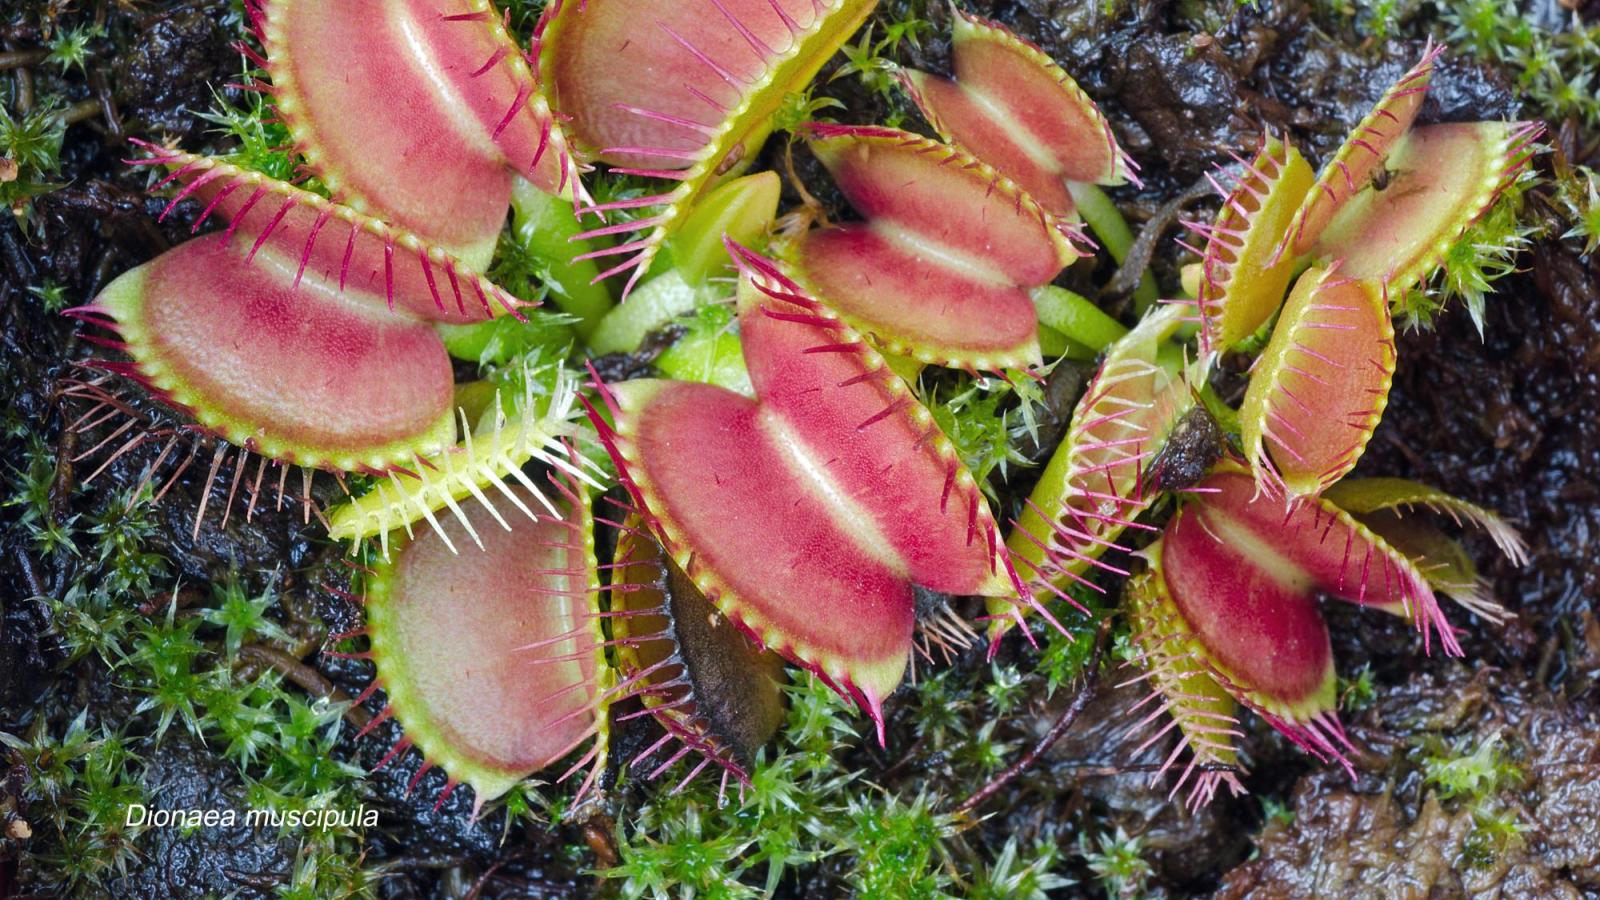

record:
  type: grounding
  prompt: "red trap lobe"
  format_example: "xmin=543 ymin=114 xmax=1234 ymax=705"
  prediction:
xmin=588 ymin=243 xmax=1021 ymax=740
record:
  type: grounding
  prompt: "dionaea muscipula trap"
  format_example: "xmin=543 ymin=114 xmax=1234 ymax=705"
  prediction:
xmin=992 ymin=306 xmax=1210 ymax=643
xmin=1122 ymin=467 xmax=1526 ymax=806
xmin=244 ymin=0 xmax=588 ymax=266
xmin=537 ymin=0 xmax=878 ymax=295
xmin=1279 ymin=43 xmax=1445 ymax=262
xmin=587 ymin=240 xmax=1045 ymax=742
xmin=66 ymin=0 xmax=605 ymax=527
xmin=326 ymin=368 xmax=598 ymax=558
xmin=608 ymin=514 xmax=788 ymax=795
xmin=1237 ymin=264 xmax=1398 ymax=498
xmin=781 ymin=124 xmax=1085 ymax=373
xmin=897 ymin=6 xmax=1139 ymax=222
xmin=66 ymin=146 xmax=526 ymax=529
xmin=1181 ymin=132 xmax=1315 ymax=354
xmin=339 ymin=457 xmax=790 ymax=810
xmin=343 ymin=467 xmax=612 ymax=812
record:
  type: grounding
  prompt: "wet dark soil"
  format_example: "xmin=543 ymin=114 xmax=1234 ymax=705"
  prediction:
xmin=108 ymin=730 xmax=297 ymax=899
xmin=1220 ymin=665 xmax=1600 ymax=898
xmin=2 ymin=0 xmax=1597 ymax=896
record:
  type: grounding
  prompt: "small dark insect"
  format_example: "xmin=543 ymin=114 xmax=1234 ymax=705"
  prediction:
xmin=1146 ymin=404 xmax=1224 ymax=494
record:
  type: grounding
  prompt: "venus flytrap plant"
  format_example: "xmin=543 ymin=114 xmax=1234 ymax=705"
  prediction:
xmin=1238 ymin=265 xmax=1397 ymax=498
xmin=65 ymin=0 xmax=605 ymax=530
xmin=608 ymin=515 xmax=789 ymax=796
xmin=246 ymin=0 xmax=587 ymax=267
xmin=1130 ymin=467 xmax=1464 ymax=778
xmin=994 ymin=305 xmax=1210 ymax=643
xmin=985 ymin=41 xmax=1547 ymax=807
xmin=540 ymin=0 xmax=880 ymax=296
xmin=325 ymin=365 xmax=597 ymax=555
xmin=898 ymin=6 xmax=1153 ymax=305
xmin=1158 ymin=44 xmax=1540 ymax=498
xmin=585 ymin=170 xmax=784 ymax=356
xmin=1123 ymin=566 xmax=1245 ymax=807
xmin=1118 ymin=460 xmax=1529 ymax=805
xmin=1306 ymin=121 xmax=1542 ymax=298
xmin=336 ymin=470 xmax=616 ymax=814
xmin=70 ymin=0 xmax=1056 ymax=829
xmin=43 ymin=8 xmax=1562 ymax=889
xmin=587 ymin=241 xmax=1042 ymax=741
xmin=1230 ymin=58 xmax=1536 ymax=496
xmin=1030 ymin=285 xmax=1129 ymax=359
xmin=781 ymin=123 xmax=1086 ymax=372
xmin=70 ymin=147 xmax=505 ymax=475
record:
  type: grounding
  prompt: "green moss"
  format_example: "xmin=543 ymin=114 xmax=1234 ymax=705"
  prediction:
xmin=1438 ymin=0 xmax=1600 ymax=126
xmin=201 ymin=81 xmax=319 ymax=191
xmin=844 ymin=791 xmax=957 ymax=897
xmin=1079 ymin=826 xmax=1152 ymax=899
xmin=925 ymin=376 xmax=1038 ymax=501
xmin=44 ymin=23 xmax=102 ymax=75
xmin=1338 ymin=663 xmax=1377 ymax=712
xmin=606 ymin=678 xmax=857 ymax=897
xmin=1462 ymin=806 xmax=1527 ymax=868
xmin=1260 ymin=796 xmax=1295 ymax=828
xmin=1314 ymin=0 xmax=1417 ymax=42
xmin=829 ymin=2 xmax=936 ymax=128
xmin=9 ymin=519 xmax=373 ymax=895
xmin=985 ymin=662 xmax=1028 ymax=715
xmin=1558 ymin=166 xmax=1600 ymax=255
xmin=1 ymin=713 xmax=148 ymax=892
xmin=0 ymin=97 xmax=66 ymax=210
xmin=4 ymin=433 xmax=74 ymax=558
xmin=774 ymin=84 xmax=846 ymax=135
xmin=1420 ymin=733 xmax=1520 ymax=801
xmin=203 ymin=576 xmax=293 ymax=660
xmin=604 ymin=657 xmax=1097 ymax=896
xmin=969 ymin=837 xmax=1073 ymax=898
xmin=1039 ymin=604 xmax=1112 ymax=697
xmin=1417 ymin=732 xmax=1529 ymax=869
